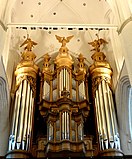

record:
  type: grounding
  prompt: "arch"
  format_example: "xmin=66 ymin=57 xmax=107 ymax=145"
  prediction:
xmin=118 ymin=75 xmax=130 ymax=130
xmin=0 ymin=0 xmax=17 ymax=25
xmin=0 ymin=77 xmax=8 ymax=111
xmin=116 ymin=75 xmax=132 ymax=154
xmin=0 ymin=76 xmax=9 ymax=156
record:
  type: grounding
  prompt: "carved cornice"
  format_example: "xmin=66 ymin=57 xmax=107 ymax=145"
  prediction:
xmin=39 ymin=98 xmax=90 ymax=118
xmin=46 ymin=140 xmax=85 ymax=157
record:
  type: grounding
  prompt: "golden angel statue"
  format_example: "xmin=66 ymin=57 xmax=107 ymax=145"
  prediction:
xmin=88 ymin=34 xmax=108 ymax=52
xmin=20 ymin=35 xmax=37 ymax=51
xmin=55 ymin=35 xmax=74 ymax=47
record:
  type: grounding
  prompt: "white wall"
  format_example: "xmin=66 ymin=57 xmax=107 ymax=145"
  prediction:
xmin=0 ymin=56 xmax=10 ymax=156
xmin=115 ymin=62 xmax=132 ymax=155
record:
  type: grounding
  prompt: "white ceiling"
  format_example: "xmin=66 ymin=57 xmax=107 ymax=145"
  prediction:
xmin=9 ymin=0 xmax=115 ymax=68
xmin=11 ymin=0 xmax=110 ymax=24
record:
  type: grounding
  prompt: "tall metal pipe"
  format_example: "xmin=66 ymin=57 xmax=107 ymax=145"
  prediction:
xmin=22 ymin=82 xmax=31 ymax=150
xmin=102 ymin=80 xmax=113 ymax=141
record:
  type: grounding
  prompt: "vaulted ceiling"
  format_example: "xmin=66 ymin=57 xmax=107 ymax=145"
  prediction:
xmin=8 ymin=0 xmax=117 ymax=69
xmin=11 ymin=0 xmax=109 ymax=24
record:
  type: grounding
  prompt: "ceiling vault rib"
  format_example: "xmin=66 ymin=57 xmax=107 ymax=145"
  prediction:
xmin=61 ymin=1 xmax=87 ymax=23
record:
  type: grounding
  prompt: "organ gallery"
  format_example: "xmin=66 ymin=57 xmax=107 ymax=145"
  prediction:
xmin=5 ymin=34 xmax=123 ymax=158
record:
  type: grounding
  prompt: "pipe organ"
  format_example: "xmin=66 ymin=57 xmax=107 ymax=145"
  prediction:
xmin=39 ymin=36 xmax=90 ymax=157
xmin=6 ymin=35 xmax=123 ymax=158
xmin=6 ymin=42 xmax=39 ymax=158
xmin=89 ymin=39 xmax=123 ymax=156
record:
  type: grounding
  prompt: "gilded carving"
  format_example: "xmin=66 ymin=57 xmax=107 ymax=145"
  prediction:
xmin=27 ymin=76 xmax=37 ymax=96
xmin=88 ymin=36 xmax=112 ymax=95
xmin=20 ymin=35 xmax=37 ymax=51
xmin=76 ymin=53 xmax=87 ymax=81
xmin=55 ymin=35 xmax=74 ymax=48
xmin=15 ymin=36 xmax=39 ymax=96
xmin=88 ymin=34 xmax=108 ymax=52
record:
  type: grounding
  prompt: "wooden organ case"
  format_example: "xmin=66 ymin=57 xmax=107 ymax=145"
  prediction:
xmin=37 ymin=36 xmax=94 ymax=158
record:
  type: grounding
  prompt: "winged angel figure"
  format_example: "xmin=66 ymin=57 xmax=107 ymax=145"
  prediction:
xmin=20 ymin=36 xmax=37 ymax=51
xmin=55 ymin=35 xmax=74 ymax=47
xmin=88 ymin=34 xmax=108 ymax=52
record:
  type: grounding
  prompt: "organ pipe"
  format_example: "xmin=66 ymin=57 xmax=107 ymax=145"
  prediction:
xmin=82 ymin=81 xmax=85 ymax=99
xmin=109 ymin=88 xmax=121 ymax=149
xmin=43 ymin=81 xmax=46 ymax=97
xmin=22 ymin=82 xmax=30 ymax=150
xmin=59 ymin=68 xmax=70 ymax=94
xmin=96 ymin=89 xmax=105 ymax=150
xmin=106 ymin=83 xmax=115 ymax=145
xmin=11 ymin=90 xmax=18 ymax=139
xmin=57 ymin=71 xmax=59 ymax=99
xmin=102 ymin=80 xmax=113 ymax=141
xmin=76 ymin=81 xmax=79 ymax=102
xmin=61 ymin=112 xmax=70 ymax=140
xmin=50 ymin=80 xmax=53 ymax=101
xmin=69 ymin=72 xmax=72 ymax=99
xmin=98 ymin=83 xmax=107 ymax=141
xmin=62 ymin=112 xmax=64 ymax=139
xmin=17 ymin=80 xmax=27 ymax=145
xmin=65 ymin=112 xmax=67 ymax=139
xmin=60 ymin=70 xmax=62 ymax=94
xmin=63 ymin=69 xmax=65 ymax=89
xmin=95 ymin=96 xmax=102 ymax=150
xmin=7 ymin=37 xmax=38 ymax=158
xmin=27 ymin=91 xmax=34 ymax=150
xmin=67 ymin=113 xmax=69 ymax=139
xmin=89 ymin=36 xmax=122 ymax=156
xmin=8 ymin=78 xmax=36 ymax=151
xmin=67 ymin=70 xmax=69 ymax=91
xmin=95 ymin=95 xmax=101 ymax=136
xmin=94 ymin=80 xmax=121 ymax=151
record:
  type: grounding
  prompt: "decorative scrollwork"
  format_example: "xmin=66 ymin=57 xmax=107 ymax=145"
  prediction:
xmin=27 ymin=76 xmax=37 ymax=97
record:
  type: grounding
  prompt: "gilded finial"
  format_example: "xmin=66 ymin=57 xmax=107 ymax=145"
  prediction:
xmin=55 ymin=35 xmax=74 ymax=48
xmin=20 ymin=34 xmax=37 ymax=51
xmin=88 ymin=34 xmax=108 ymax=52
